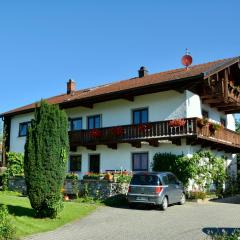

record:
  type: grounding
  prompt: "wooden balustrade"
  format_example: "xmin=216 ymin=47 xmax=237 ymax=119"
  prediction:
xmin=69 ymin=118 xmax=196 ymax=146
xmin=197 ymin=124 xmax=240 ymax=147
xmin=69 ymin=118 xmax=240 ymax=150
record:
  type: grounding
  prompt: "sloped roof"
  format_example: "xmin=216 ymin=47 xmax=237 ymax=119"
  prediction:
xmin=1 ymin=56 xmax=239 ymax=117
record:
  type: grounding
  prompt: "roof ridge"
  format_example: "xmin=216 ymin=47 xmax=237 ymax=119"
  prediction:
xmin=1 ymin=56 xmax=239 ymax=117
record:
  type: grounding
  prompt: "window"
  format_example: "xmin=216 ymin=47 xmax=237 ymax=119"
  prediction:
xmin=69 ymin=118 xmax=82 ymax=131
xmin=19 ymin=122 xmax=31 ymax=137
xmin=131 ymin=174 xmax=160 ymax=185
xmin=161 ymin=175 xmax=169 ymax=185
xmin=168 ymin=174 xmax=178 ymax=184
xmin=69 ymin=155 xmax=82 ymax=172
xmin=89 ymin=154 xmax=100 ymax=173
xmin=202 ymin=109 xmax=209 ymax=119
xmin=220 ymin=117 xmax=226 ymax=127
xmin=132 ymin=108 xmax=148 ymax=124
xmin=132 ymin=152 xmax=148 ymax=171
xmin=87 ymin=115 xmax=101 ymax=129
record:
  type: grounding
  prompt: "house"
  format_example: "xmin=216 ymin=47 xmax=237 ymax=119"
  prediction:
xmin=1 ymin=56 xmax=240 ymax=178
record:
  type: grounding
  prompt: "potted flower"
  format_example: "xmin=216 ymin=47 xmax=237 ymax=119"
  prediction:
xmin=111 ymin=126 xmax=124 ymax=137
xmin=169 ymin=119 xmax=186 ymax=127
xmin=209 ymin=122 xmax=222 ymax=133
xmin=229 ymin=80 xmax=234 ymax=87
xmin=197 ymin=118 xmax=209 ymax=128
xmin=89 ymin=129 xmax=102 ymax=138
xmin=138 ymin=123 xmax=152 ymax=132
xmin=104 ymin=172 xmax=113 ymax=181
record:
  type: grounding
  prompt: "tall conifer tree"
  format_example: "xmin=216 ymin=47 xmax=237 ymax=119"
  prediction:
xmin=24 ymin=100 xmax=69 ymax=218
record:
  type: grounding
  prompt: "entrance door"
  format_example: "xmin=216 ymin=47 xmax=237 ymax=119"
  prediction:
xmin=89 ymin=154 xmax=100 ymax=173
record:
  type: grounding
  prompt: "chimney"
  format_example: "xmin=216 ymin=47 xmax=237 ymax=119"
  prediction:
xmin=138 ymin=66 xmax=148 ymax=78
xmin=67 ymin=79 xmax=76 ymax=94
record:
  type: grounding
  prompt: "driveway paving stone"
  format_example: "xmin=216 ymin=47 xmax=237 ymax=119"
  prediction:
xmin=24 ymin=198 xmax=240 ymax=240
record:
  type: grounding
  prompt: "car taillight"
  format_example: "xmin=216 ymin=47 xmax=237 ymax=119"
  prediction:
xmin=155 ymin=186 xmax=163 ymax=194
xmin=128 ymin=186 xmax=131 ymax=193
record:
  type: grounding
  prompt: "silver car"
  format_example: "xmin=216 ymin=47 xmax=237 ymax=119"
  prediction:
xmin=127 ymin=172 xmax=186 ymax=210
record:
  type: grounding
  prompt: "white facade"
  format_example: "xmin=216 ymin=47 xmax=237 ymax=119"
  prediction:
xmin=8 ymin=90 xmax=237 ymax=177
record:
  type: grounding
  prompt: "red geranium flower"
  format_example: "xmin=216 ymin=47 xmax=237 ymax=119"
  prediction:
xmin=169 ymin=119 xmax=186 ymax=127
xmin=89 ymin=129 xmax=102 ymax=138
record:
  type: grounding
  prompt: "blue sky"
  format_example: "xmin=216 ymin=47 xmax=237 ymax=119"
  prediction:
xmin=0 ymin=0 xmax=240 ymax=114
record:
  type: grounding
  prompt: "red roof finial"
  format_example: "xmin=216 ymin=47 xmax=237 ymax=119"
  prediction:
xmin=181 ymin=48 xmax=193 ymax=70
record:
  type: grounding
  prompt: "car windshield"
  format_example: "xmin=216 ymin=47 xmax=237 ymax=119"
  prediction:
xmin=131 ymin=174 xmax=160 ymax=185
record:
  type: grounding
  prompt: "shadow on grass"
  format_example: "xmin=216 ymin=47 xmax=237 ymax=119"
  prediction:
xmin=202 ymin=227 xmax=240 ymax=237
xmin=6 ymin=204 xmax=35 ymax=217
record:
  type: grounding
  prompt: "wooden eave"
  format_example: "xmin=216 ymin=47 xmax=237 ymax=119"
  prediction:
xmin=1 ymin=74 xmax=203 ymax=118
xmin=200 ymin=58 xmax=240 ymax=113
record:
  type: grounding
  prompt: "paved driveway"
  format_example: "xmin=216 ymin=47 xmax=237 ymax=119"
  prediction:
xmin=25 ymin=197 xmax=240 ymax=240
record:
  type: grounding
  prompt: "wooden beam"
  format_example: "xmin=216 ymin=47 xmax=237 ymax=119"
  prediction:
xmin=70 ymin=146 xmax=77 ymax=152
xmin=224 ymin=69 xmax=229 ymax=103
xmin=86 ymin=145 xmax=96 ymax=151
xmin=210 ymin=102 xmax=237 ymax=108
xmin=202 ymin=98 xmax=223 ymax=104
xmin=186 ymin=137 xmax=197 ymax=145
xmin=131 ymin=142 xmax=141 ymax=148
xmin=201 ymin=95 xmax=214 ymax=100
xmin=172 ymin=138 xmax=181 ymax=146
xmin=225 ymin=109 xmax=240 ymax=114
xmin=218 ymin=106 xmax=240 ymax=111
xmin=107 ymin=143 xmax=118 ymax=150
xmin=122 ymin=95 xmax=134 ymax=102
xmin=79 ymin=103 xmax=94 ymax=109
xmin=147 ymin=140 xmax=159 ymax=147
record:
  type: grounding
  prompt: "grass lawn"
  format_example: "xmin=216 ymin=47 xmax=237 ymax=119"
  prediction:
xmin=0 ymin=191 xmax=99 ymax=237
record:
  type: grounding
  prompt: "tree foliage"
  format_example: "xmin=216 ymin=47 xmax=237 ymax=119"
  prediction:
xmin=152 ymin=152 xmax=196 ymax=187
xmin=2 ymin=152 xmax=24 ymax=190
xmin=0 ymin=205 xmax=16 ymax=240
xmin=152 ymin=151 xmax=227 ymax=191
xmin=24 ymin=101 xmax=69 ymax=218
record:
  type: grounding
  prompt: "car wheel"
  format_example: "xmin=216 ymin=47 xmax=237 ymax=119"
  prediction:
xmin=160 ymin=196 xmax=168 ymax=211
xmin=179 ymin=193 xmax=186 ymax=205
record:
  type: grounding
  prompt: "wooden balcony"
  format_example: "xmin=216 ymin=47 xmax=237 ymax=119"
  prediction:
xmin=69 ymin=118 xmax=240 ymax=153
xmin=200 ymin=59 xmax=240 ymax=114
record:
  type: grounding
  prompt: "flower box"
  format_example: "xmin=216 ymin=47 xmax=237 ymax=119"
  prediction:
xmin=169 ymin=119 xmax=186 ymax=127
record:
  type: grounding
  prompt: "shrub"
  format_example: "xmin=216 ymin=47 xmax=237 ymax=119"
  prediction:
xmin=24 ymin=100 xmax=69 ymax=218
xmin=66 ymin=173 xmax=79 ymax=180
xmin=114 ymin=174 xmax=132 ymax=183
xmin=83 ymin=173 xmax=105 ymax=180
xmin=190 ymin=151 xmax=226 ymax=192
xmin=0 ymin=174 xmax=3 ymax=187
xmin=0 ymin=205 xmax=16 ymax=240
xmin=2 ymin=152 xmax=24 ymax=190
xmin=152 ymin=153 xmax=195 ymax=187
xmin=188 ymin=191 xmax=207 ymax=200
xmin=152 ymin=151 xmax=227 ymax=191
xmin=206 ymin=230 xmax=240 ymax=240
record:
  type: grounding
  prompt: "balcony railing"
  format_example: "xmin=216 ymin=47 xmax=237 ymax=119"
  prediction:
xmin=69 ymin=118 xmax=240 ymax=151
